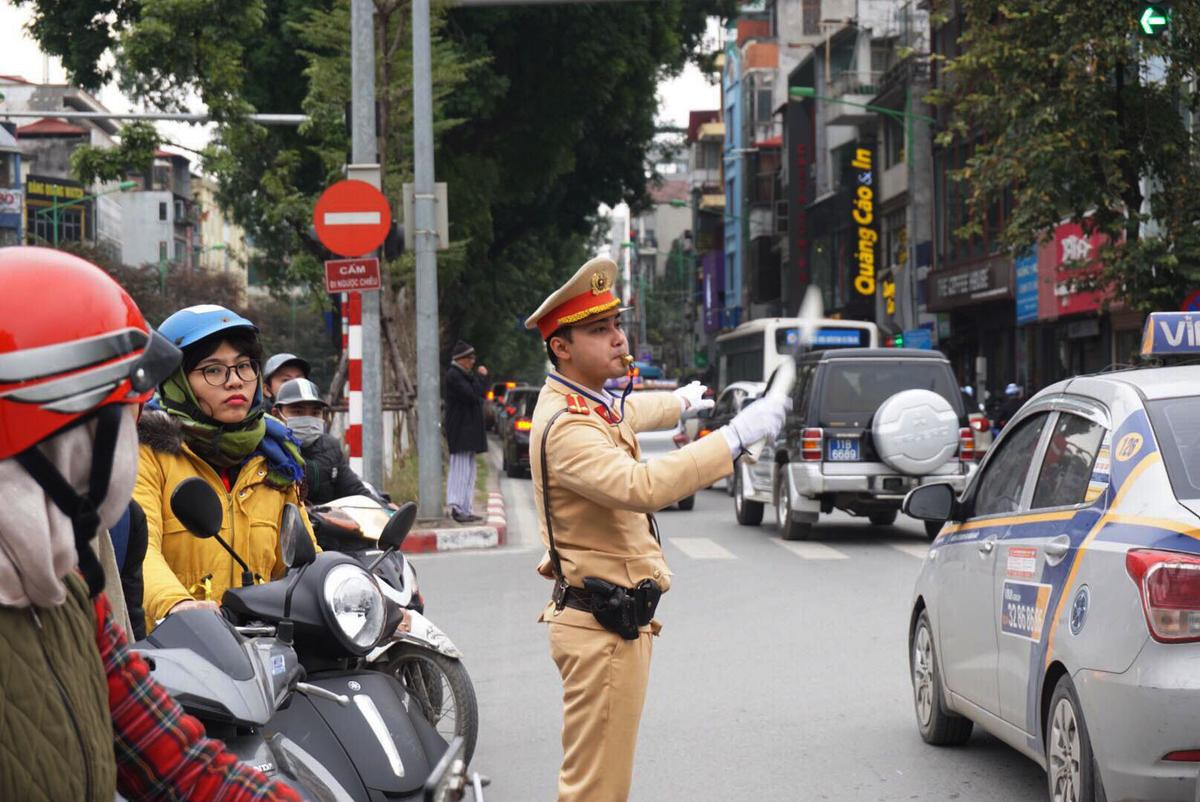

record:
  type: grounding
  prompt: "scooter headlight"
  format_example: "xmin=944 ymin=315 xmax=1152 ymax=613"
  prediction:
xmin=321 ymin=563 xmax=386 ymax=653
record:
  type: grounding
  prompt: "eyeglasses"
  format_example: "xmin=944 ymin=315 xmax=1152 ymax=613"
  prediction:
xmin=192 ymin=360 xmax=260 ymax=386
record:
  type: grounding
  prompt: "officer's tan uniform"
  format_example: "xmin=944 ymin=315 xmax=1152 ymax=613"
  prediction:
xmin=526 ymin=257 xmax=733 ymax=802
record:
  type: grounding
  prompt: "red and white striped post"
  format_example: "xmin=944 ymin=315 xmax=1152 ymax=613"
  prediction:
xmin=346 ymin=291 xmax=363 ymax=476
xmin=341 ymin=292 xmax=349 ymax=400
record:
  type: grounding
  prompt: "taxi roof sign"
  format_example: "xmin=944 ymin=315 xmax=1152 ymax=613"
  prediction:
xmin=1141 ymin=312 xmax=1200 ymax=357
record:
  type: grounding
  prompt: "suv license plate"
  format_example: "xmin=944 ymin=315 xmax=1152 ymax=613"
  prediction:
xmin=827 ymin=438 xmax=860 ymax=461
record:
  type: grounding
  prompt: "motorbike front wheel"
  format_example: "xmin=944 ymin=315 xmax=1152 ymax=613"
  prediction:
xmin=384 ymin=644 xmax=479 ymax=765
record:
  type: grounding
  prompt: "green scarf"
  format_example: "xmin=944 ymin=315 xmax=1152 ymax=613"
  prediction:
xmin=158 ymin=367 xmax=268 ymax=471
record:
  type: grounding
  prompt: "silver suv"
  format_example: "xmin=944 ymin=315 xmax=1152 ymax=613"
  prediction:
xmin=732 ymin=348 xmax=977 ymax=540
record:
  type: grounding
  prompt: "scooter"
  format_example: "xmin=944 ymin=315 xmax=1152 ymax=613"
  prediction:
xmin=309 ymin=495 xmax=480 ymax=763
xmin=141 ymin=477 xmax=484 ymax=800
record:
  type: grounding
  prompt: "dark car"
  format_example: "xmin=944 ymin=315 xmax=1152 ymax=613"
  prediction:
xmin=733 ymin=348 xmax=978 ymax=540
xmin=499 ymin=386 xmax=540 ymax=478
xmin=485 ymin=381 xmax=518 ymax=431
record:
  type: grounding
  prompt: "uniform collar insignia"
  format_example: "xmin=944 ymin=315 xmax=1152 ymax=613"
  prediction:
xmin=547 ymin=372 xmax=624 ymax=424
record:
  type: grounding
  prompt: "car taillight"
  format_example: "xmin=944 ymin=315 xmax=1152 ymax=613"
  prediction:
xmin=970 ymin=416 xmax=990 ymax=433
xmin=959 ymin=427 xmax=975 ymax=461
xmin=801 ymin=428 xmax=822 ymax=461
xmin=505 ymin=381 xmax=516 ymax=389
xmin=672 ymin=431 xmax=689 ymax=447
xmin=486 ymin=390 xmax=494 ymax=401
xmin=1126 ymin=549 xmax=1200 ymax=643
xmin=697 ymin=428 xmax=712 ymax=439
xmin=514 ymin=418 xmax=532 ymax=432
xmin=505 ymin=405 xmax=516 ymax=416
xmin=1163 ymin=750 xmax=1200 ymax=762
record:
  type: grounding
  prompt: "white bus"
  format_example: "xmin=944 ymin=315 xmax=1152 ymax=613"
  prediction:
xmin=715 ymin=317 xmax=880 ymax=388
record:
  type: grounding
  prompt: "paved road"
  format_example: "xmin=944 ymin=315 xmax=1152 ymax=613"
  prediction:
xmin=414 ymin=452 xmax=1047 ymax=801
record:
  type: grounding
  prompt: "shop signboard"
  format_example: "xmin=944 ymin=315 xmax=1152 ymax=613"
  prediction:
xmin=1015 ymin=247 xmax=1039 ymax=326
xmin=1038 ymin=220 xmax=1107 ymax=320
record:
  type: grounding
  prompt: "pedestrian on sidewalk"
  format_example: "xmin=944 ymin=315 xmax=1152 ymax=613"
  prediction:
xmin=526 ymin=256 xmax=786 ymax=802
xmin=444 ymin=339 xmax=488 ymax=523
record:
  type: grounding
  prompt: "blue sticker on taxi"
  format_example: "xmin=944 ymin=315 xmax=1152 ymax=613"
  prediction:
xmin=1001 ymin=580 xmax=1053 ymax=642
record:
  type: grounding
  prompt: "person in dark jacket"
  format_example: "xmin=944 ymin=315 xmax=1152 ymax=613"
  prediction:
xmin=443 ymin=340 xmax=488 ymax=523
xmin=273 ymin=378 xmax=374 ymax=505
xmin=106 ymin=500 xmax=148 ymax=640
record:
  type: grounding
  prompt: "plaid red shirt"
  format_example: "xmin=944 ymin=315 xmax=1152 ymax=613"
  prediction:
xmin=95 ymin=592 xmax=303 ymax=802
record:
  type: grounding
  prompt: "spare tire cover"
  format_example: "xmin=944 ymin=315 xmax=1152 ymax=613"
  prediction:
xmin=872 ymin=389 xmax=960 ymax=475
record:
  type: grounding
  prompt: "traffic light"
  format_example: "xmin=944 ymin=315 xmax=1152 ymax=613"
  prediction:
xmin=886 ymin=333 xmax=905 ymax=348
xmin=1139 ymin=4 xmax=1170 ymax=36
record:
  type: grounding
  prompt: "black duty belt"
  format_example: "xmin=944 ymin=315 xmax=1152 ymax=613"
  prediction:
xmin=560 ymin=585 xmax=593 ymax=613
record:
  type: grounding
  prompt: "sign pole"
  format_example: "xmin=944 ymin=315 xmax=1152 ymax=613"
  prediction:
xmin=350 ymin=0 xmax=384 ymax=491
xmin=413 ymin=0 xmax=444 ymax=520
xmin=347 ymin=291 xmax=364 ymax=475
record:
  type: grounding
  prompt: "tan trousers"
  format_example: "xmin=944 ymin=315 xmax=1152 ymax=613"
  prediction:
xmin=548 ymin=621 xmax=653 ymax=802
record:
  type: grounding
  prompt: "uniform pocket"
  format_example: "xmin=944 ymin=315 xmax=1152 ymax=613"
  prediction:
xmin=624 ymin=554 xmax=671 ymax=592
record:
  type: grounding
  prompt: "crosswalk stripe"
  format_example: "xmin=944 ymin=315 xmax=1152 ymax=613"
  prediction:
xmin=774 ymin=540 xmax=849 ymax=560
xmin=890 ymin=542 xmax=930 ymax=559
xmin=668 ymin=537 xmax=736 ymax=560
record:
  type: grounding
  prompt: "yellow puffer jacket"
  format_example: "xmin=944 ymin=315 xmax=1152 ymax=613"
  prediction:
xmin=134 ymin=410 xmax=317 ymax=626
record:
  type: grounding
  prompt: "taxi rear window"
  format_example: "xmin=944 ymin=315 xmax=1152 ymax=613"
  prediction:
xmin=1147 ymin=398 xmax=1200 ymax=498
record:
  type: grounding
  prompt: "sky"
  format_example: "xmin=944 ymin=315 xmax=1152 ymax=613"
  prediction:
xmin=0 ymin=6 xmax=721 ymax=167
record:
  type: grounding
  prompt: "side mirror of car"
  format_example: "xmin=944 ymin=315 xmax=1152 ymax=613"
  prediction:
xmin=280 ymin=504 xmax=317 ymax=568
xmin=902 ymin=483 xmax=958 ymax=522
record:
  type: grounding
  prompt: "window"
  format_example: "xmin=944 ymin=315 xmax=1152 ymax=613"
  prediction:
xmin=159 ymin=202 xmax=168 ymax=221
xmin=174 ymin=199 xmax=185 ymax=221
xmin=883 ymin=117 xmax=905 ymax=168
xmin=1031 ymin=413 xmax=1105 ymax=509
xmin=158 ymin=241 xmax=168 ymax=262
xmin=1148 ymin=398 xmax=1200 ymax=499
xmin=883 ymin=209 xmax=907 ymax=270
xmin=817 ymin=360 xmax=961 ymax=429
xmin=755 ymin=88 xmax=773 ymax=125
xmin=974 ymin=413 xmax=1049 ymax=517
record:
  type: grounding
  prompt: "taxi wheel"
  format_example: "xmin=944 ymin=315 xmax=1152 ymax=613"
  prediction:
xmin=734 ymin=469 xmax=763 ymax=526
xmin=1046 ymin=676 xmax=1103 ymax=802
xmin=911 ymin=610 xmax=973 ymax=746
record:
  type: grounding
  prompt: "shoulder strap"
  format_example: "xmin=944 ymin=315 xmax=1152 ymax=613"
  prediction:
xmin=539 ymin=408 xmax=569 ymax=580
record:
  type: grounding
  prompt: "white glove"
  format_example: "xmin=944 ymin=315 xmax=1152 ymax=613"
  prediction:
xmin=673 ymin=381 xmax=714 ymax=419
xmin=720 ymin=396 xmax=787 ymax=457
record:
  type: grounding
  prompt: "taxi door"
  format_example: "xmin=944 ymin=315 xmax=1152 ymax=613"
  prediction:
xmin=936 ymin=411 xmax=1051 ymax=715
xmin=995 ymin=405 xmax=1107 ymax=732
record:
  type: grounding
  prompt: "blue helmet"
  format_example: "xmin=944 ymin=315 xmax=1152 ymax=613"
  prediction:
xmin=158 ymin=304 xmax=257 ymax=350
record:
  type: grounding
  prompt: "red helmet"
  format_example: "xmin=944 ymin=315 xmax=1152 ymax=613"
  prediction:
xmin=0 ymin=247 xmax=181 ymax=459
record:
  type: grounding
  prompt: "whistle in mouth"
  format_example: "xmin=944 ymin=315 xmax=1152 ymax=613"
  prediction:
xmin=621 ymin=354 xmax=635 ymax=367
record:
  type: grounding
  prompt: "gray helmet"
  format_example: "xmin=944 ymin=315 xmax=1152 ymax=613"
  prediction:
xmin=274 ymin=378 xmax=328 ymax=408
xmin=263 ymin=352 xmax=311 ymax=383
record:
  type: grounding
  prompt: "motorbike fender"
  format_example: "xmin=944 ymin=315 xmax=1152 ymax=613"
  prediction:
xmin=268 ymin=671 xmax=446 ymax=796
xmin=367 ymin=610 xmax=463 ymax=661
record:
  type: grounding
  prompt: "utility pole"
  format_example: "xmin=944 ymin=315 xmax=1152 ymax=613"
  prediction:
xmin=413 ymin=0 xmax=443 ymax=520
xmin=351 ymin=0 xmax=385 ymax=490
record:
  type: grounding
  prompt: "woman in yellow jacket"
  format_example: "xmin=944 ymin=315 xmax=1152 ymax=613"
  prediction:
xmin=134 ymin=305 xmax=318 ymax=626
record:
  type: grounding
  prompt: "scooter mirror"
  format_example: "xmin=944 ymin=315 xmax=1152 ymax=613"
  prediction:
xmin=280 ymin=504 xmax=317 ymax=568
xmin=170 ymin=477 xmax=223 ymax=539
xmin=379 ymin=501 xmax=418 ymax=551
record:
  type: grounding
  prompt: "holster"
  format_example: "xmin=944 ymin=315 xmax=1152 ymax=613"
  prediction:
xmin=581 ymin=577 xmax=661 ymax=640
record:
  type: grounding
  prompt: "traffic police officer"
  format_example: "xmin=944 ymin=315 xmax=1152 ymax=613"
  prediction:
xmin=526 ymin=256 xmax=786 ymax=801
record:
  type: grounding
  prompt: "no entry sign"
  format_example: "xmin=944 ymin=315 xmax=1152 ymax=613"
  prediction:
xmin=313 ymin=179 xmax=392 ymax=257
xmin=325 ymin=257 xmax=381 ymax=293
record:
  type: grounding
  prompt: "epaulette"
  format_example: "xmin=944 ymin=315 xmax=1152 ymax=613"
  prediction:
xmin=565 ymin=393 xmax=590 ymax=415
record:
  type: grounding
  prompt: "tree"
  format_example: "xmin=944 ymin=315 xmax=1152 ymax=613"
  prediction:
xmin=931 ymin=1 xmax=1200 ymax=312
xmin=18 ymin=0 xmax=732 ymax=379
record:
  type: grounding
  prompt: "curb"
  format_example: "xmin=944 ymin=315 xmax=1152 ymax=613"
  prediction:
xmin=402 ymin=491 xmax=507 ymax=554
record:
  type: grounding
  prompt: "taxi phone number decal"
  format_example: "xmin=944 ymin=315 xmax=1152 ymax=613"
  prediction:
xmin=1001 ymin=580 xmax=1052 ymax=642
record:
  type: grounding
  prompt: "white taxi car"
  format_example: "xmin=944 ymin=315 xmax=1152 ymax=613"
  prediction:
xmin=903 ymin=313 xmax=1200 ymax=802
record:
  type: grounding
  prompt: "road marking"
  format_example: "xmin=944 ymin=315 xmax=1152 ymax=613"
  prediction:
xmin=668 ymin=537 xmax=736 ymax=560
xmin=324 ymin=211 xmax=382 ymax=225
xmin=775 ymin=540 xmax=849 ymax=560
xmin=890 ymin=542 xmax=930 ymax=559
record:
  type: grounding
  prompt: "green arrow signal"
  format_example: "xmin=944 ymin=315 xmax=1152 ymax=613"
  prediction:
xmin=1140 ymin=5 xmax=1169 ymax=35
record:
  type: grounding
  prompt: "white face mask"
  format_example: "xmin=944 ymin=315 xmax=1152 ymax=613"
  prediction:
xmin=286 ymin=415 xmax=325 ymax=446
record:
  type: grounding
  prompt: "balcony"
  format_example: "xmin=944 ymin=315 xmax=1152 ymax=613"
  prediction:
xmin=825 ymin=71 xmax=884 ymax=126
